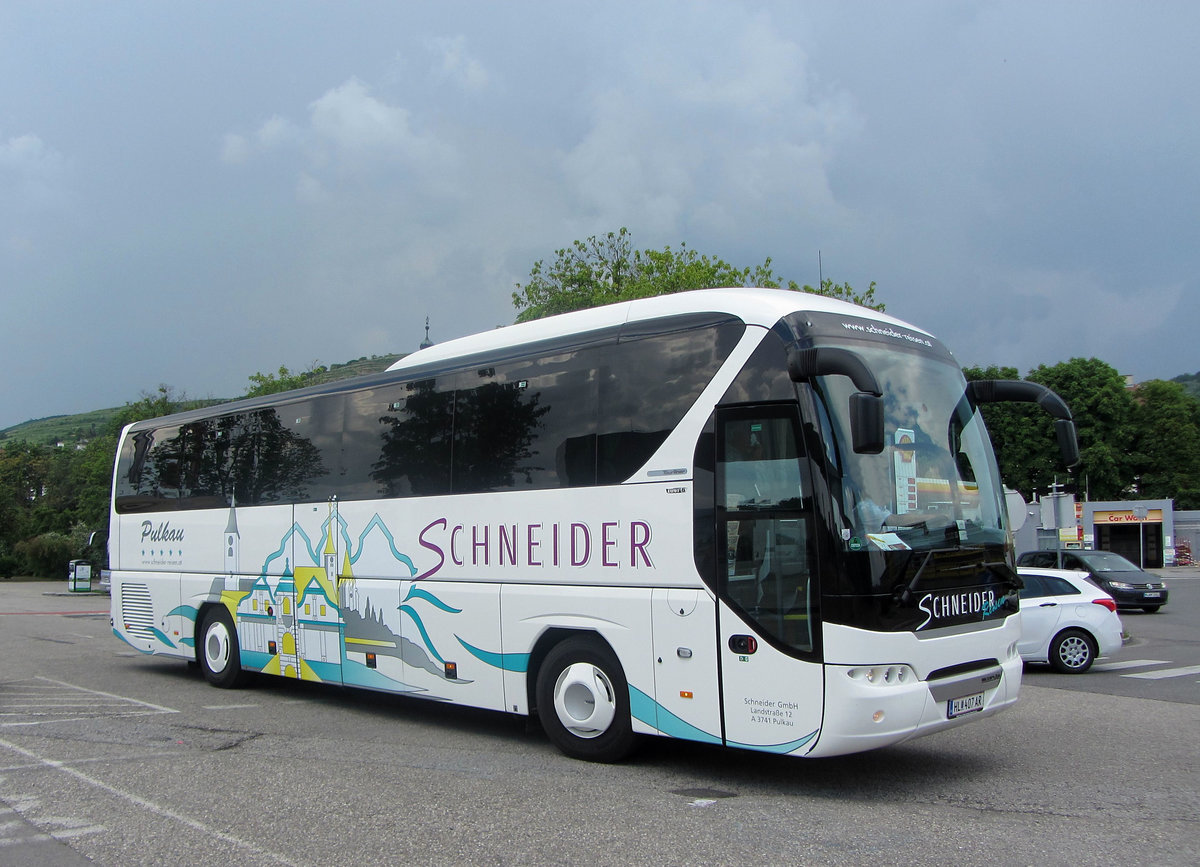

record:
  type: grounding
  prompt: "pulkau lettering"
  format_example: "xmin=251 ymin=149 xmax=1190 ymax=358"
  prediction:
xmin=141 ymin=520 xmax=185 ymax=544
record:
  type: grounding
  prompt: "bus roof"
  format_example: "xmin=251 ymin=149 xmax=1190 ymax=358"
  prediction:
xmin=119 ymin=288 xmax=923 ymax=432
xmin=388 ymin=287 xmax=922 ymax=373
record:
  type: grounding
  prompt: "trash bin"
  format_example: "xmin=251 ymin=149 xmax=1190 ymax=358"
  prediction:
xmin=68 ymin=559 xmax=92 ymax=592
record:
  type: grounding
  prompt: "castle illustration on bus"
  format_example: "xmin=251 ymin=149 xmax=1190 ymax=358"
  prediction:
xmin=108 ymin=287 xmax=1078 ymax=761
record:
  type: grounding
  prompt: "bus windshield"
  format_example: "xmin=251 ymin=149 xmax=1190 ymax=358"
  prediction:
xmin=810 ymin=340 xmax=1008 ymax=558
xmin=811 ymin=341 xmax=1008 ymax=549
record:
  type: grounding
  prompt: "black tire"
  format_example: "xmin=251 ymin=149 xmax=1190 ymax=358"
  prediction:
xmin=1141 ymin=605 xmax=1162 ymax=613
xmin=535 ymin=636 xmax=637 ymax=762
xmin=198 ymin=606 xmax=246 ymax=688
xmin=1049 ymin=628 xmax=1096 ymax=674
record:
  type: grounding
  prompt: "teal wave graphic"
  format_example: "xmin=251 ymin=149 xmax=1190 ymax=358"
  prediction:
xmin=456 ymin=637 xmax=531 ymax=673
xmin=166 ymin=604 xmax=199 ymax=623
xmin=402 ymin=586 xmax=461 ymax=613
xmin=629 ymin=685 xmax=721 ymax=744
xmin=628 ymin=685 xmax=817 ymax=753
xmin=341 ymin=657 xmax=426 ymax=693
xmin=399 ymin=604 xmax=444 ymax=664
xmin=112 ymin=628 xmax=154 ymax=654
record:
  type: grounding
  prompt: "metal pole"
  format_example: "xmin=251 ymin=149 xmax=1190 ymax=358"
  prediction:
xmin=1134 ymin=505 xmax=1149 ymax=568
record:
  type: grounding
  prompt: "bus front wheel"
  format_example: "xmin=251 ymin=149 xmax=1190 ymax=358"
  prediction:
xmin=199 ymin=607 xmax=246 ymax=688
xmin=536 ymin=636 xmax=637 ymax=763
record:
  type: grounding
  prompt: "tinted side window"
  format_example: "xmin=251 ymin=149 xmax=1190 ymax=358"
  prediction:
xmin=597 ymin=320 xmax=743 ymax=483
xmin=451 ymin=349 xmax=596 ymax=493
xmin=343 ymin=378 xmax=453 ymax=499
xmin=115 ymin=429 xmax=153 ymax=511
xmin=1042 ymin=576 xmax=1081 ymax=597
xmin=248 ymin=401 xmax=339 ymax=504
xmin=1018 ymin=574 xmax=1047 ymax=599
xmin=721 ymin=324 xmax=795 ymax=405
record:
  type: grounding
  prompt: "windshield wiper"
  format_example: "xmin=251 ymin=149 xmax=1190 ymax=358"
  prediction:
xmin=894 ymin=551 xmax=934 ymax=606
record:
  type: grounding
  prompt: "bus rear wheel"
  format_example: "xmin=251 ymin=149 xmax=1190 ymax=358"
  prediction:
xmin=199 ymin=607 xmax=246 ymax=688
xmin=536 ymin=636 xmax=637 ymax=763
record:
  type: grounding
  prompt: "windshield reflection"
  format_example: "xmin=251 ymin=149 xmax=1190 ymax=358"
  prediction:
xmin=813 ymin=345 xmax=1008 ymax=555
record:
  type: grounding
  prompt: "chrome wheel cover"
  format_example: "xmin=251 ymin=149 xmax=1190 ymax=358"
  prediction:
xmin=552 ymin=662 xmax=617 ymax=739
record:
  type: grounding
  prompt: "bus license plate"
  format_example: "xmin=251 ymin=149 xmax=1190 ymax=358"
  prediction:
xmin=948 ymin=692 xmax=985 ymax=719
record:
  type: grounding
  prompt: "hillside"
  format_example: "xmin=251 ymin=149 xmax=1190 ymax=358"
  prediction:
xmin=1173 ymin=372 xmax=1200 ymax=401
xmin=0 ymin=353 xmax=405 ymax=446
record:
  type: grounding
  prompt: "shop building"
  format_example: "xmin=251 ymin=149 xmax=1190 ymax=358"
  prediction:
xmin=1015 ymin=494 xmax=1184 ymax=569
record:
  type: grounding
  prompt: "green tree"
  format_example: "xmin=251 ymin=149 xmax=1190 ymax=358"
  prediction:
xmin=1129 ymin=380 xmax=1200 ymax=508
xmin=1028 ymin=358 xmax=1136 ymax=501
xmin=0 ymin=441 xmax=48 ymax=553
xmin=512 ymin=227 xmax=882 ymax=322
xmin=245 ymin=363 xmax=327 ymax=397
xmin=963 ymin=364 xmax=1055 ymax=501
xmin=965 ymin=359 xmax=1147 ymax=503
xmin=1171 ymin=371 xmax=1200 ymax=401
xmin=111 ymin=385 xmax=188 ymax=430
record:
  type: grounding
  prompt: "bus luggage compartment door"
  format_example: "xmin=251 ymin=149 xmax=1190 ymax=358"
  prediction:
xmin=648 ymin=587 xmax=722 ymax=744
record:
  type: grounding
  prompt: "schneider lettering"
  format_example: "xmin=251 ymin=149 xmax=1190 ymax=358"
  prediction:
xmin=915 ymin=588 xmax=1000 ymax=631
xmin=417 ymin=518 xmax=654 ymax=579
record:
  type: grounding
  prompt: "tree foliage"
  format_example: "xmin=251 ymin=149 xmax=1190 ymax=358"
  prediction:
xmin=245 ymin=363 xmax=327 ymax=398
xmin=5 ymin=234 xmax=1200 ymax=578
xmin=1129 ymin=379 xmax=1200 ymax=509
xmin=1171 ymin=371 xmax=1200 ymax=402
xmin=962 ymin=364 xmax=1054 ymax=499
xmin=1026 ymin=358 xmax=1135 ymax=501
xmin=966 ymin=358 xmax=1200 ymax=509
xmin=512 ymin=227 xmax=883 ymax=322
xmin=0 ymin=385 xmax=193 ymax=578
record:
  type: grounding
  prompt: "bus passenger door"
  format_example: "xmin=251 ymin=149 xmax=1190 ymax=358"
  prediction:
xmin=715 ymin=408 xmax=824 ymax=755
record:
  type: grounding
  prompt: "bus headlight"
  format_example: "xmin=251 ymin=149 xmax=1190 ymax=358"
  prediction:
xmin=847 ymin=665 xmax=916 ymax=685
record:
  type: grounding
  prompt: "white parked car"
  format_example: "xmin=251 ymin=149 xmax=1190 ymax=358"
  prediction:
xmin=1017 ymin=567 xmax=1124 ymax=673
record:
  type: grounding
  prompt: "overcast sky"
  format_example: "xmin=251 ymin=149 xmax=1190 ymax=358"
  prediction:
xmin=2 ymin=1 xmax=1197 ymax=431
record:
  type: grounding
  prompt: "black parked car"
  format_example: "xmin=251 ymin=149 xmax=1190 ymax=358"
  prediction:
xmin=1016 ymin=549 xmax=1168 ymax=612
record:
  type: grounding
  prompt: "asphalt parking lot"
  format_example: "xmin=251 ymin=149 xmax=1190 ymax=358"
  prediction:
xmin=3 ymin=577 xmax=1199 ymax=866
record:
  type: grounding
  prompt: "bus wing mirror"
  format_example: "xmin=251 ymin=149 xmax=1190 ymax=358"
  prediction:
xmin=1055 ymin=419 xmax=1081 ymax=470
xmin=850 ymin=393 xmax=886 ymax=454
xmin=966 ymin=379 xmax=1079 ymax=470
xmin=789 ymin=347 xmax=885 ymax=454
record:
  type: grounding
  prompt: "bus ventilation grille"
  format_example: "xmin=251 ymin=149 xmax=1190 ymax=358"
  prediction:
xmin=120 ymin=584 xmax=156 ymax=640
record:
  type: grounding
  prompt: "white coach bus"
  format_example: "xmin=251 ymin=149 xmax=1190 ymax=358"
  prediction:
xmin=108 ymin=288 xmax=1077 ymax=761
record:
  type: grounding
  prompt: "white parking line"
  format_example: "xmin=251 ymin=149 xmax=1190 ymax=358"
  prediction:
xmin=0 ymin=737 xmax=298 ymax=865
xmin=201 ymin=704 xmax=260 ymax=710
xmin=33 ymin=677 xmax=177 ymax=714
xmin=1123 ymin=664 xmax=1200 ymax=680
xmin=1092 ymin=659 xmax=1170 ymax=672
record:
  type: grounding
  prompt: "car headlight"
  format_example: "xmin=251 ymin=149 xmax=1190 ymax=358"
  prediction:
xmin=1106 ymin=581 xmax=1135 ymax=590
